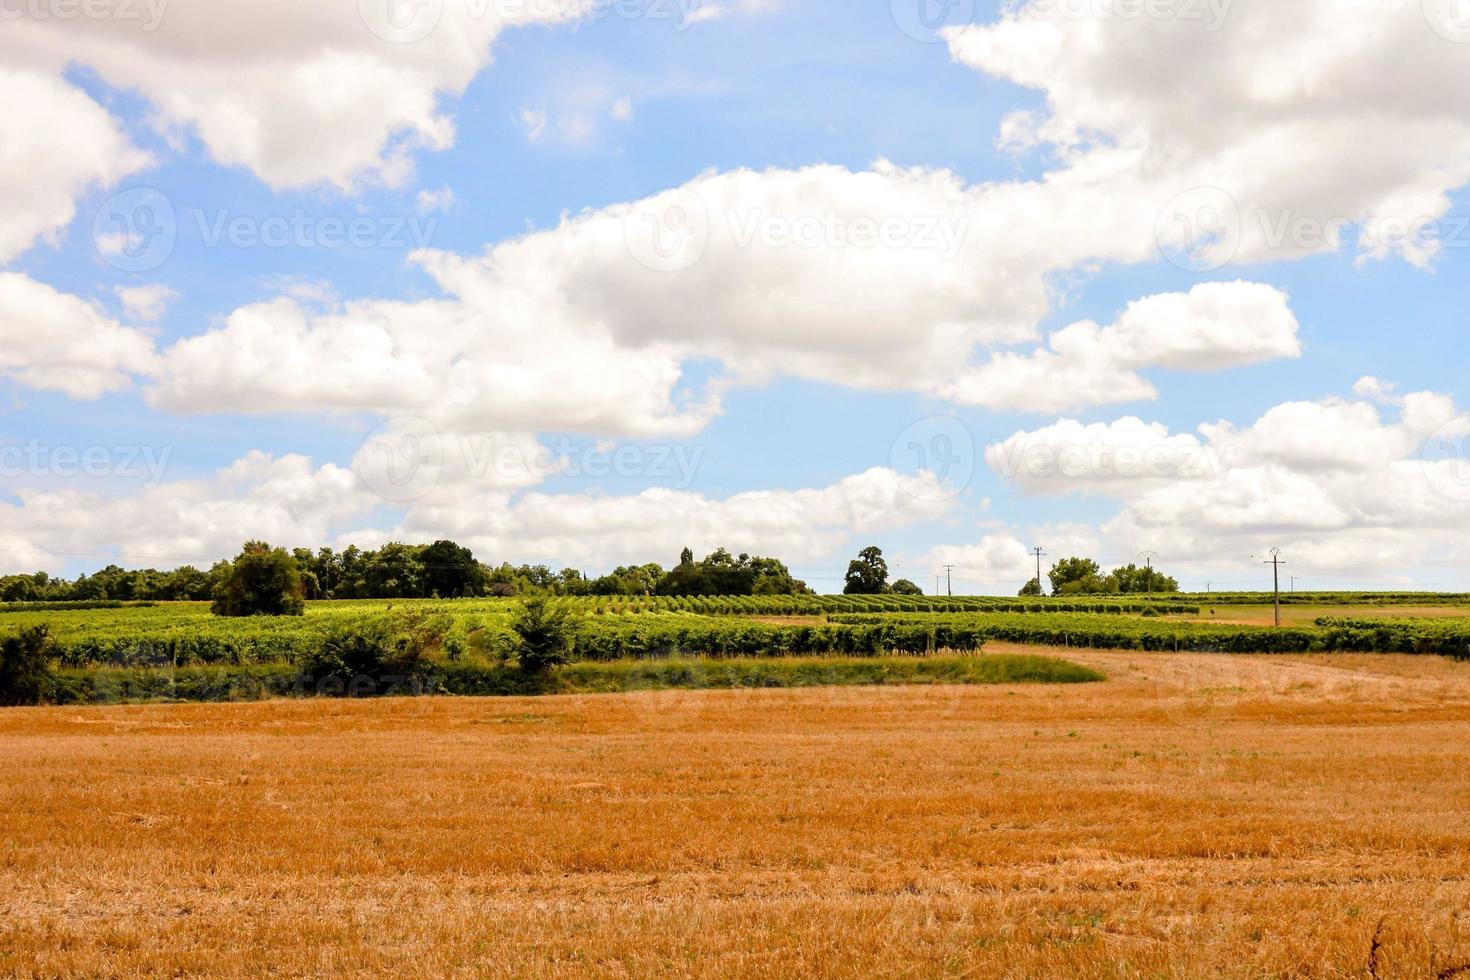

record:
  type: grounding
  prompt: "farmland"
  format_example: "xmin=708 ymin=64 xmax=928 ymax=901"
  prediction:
xmin=6 ymin=593 xmax=1470 ymax=976
xmin=4 ymin=594 xmax=1470 ymax=710
xmin=3 ymin=650 xmax=1469 ymax=976
xmin=6 ymin=593 xmax=1470 ymax=680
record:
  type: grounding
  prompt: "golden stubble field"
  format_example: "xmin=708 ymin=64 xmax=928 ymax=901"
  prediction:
xmin=3 ymin=650 xmax=1470 ymax=978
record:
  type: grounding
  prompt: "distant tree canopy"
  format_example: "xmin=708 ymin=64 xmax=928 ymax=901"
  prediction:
xmin=890 ymin=578 xmax=923 ymax=596
xmin=1038 ymin=557 xmax=1179 ymax=597
xmin=212 ymin=542 xmax=306 ymax=617
xmin=1112 ymin=563 xmax=1180 ymax=594
xmin=0 ymin=564 xmax=224 ymax=604
xmin=1018 ymin=577 xmax=1044 ymax=597
xmin=653 ymin=548 xmax=812 ymax=597
xmin=3 ymin=539 xmax=818 ymax=604
xmin=1048 ymin=557 xmax=1106 ymax=596
xmin=587 ymin=563 xmax=666 ymax=597
xmin=843 ymin=546 xmax=890 ymax=595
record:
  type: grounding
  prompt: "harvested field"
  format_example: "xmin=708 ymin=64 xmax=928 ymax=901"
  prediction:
xmin=3 ymin=650 xmax=1470 ymax=977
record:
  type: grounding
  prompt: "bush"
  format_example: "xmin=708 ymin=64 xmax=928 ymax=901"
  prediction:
xmin=0 ymin=627 xmax=58 ymax=706
xmin=212 ymin=542 xmax=306 ymax=617
xmin=297 ymin=609 xmax=450 ymax=696
xmin=512 ymin=599 xmax=574 ymax=673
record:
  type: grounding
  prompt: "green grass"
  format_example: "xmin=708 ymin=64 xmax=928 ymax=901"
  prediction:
xmin=50 ymin=654 xmax=1103 ymax=705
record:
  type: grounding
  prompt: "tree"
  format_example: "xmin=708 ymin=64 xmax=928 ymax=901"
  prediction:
xmin=654 ymin=550 xmax=809 ymax=597
xmin=590 ymin=563 xmax=665 ymax=596
xmin=891 ymin=578 xmax=923 ymax=596
xmin=1018 ymin=577 xmax=1043 ymax=597
xmin=1047 ymin=557 xmax=1106 ymax=596
xmin=211 ymin=542 xmax=306 ymax=617
xmin=0 ymin=627 xmax=56 ymax=706
xmin=511 ymin=598 xmax=574 ymax=673
xmin=419 ymin=539 xmax=481 ymax=598
xmin=1112 ymin=563 xmax=1180 ymax=595
xmin=843 ymin=546 xmax=889 ymax=595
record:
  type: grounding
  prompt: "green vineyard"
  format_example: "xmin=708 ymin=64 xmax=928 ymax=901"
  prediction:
xmin=6 ymin=593 xmax=1470 ymax=670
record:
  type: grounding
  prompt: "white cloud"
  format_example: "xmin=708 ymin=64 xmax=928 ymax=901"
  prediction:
xmin=947 ymin=0 xmax=1470 ymax=268
xmin=0 ymin=452 xmax=369 ymax=575
xmin=0 ymin=68 xmax=150 ymax=263
xmin=941 ymin=281 xmax=1300 ymax=412
xmin=0 ymin=454 xmax=949 ymax=575
xmin=146 ymin=292 xmax=723 ymax=438
xmin=919 ymin=523 xmax=1104 ymax=590
xmin=683 ymin=0 xmax=782 ymax=25
xmin=144 ymin=169 xmax=1299 ymax=430
xmin=987 ymin=417 xmax=1229 ymax=494
xmin=114 ymin=284 xmax=178 ymax=322
xmin=374 ymin=467 xmax=953 ymax=567
xmin=610 ymin=96 xmax=634 ymax=122
xmin=988 ymin=384 xmax=1470 ymax=581
xmin=2 ymin=0 xmax=592 ymax=192
xmin=0 ymin=273 xmax=158 ymax=398
xmin=415 ymin=186 xmax=456 ymax=214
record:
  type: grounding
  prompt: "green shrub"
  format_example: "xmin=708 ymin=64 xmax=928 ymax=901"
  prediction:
xmin=512 ymin=598 xmax=574 ymax=672
xmin=297 ymin=609 xmax=450 ymax=696
xmin=0 ymin=627 xmax=58 ymax=706
xmin=212 ymin=542 xmax=306 ymax=618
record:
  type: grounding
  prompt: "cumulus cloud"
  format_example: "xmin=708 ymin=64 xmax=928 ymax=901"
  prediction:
xmin=366 ymin=467 xmax=954 ymax=567
xmin=143 ymin=169 xmax=1300 ymax=430
xmin=918 ymin=523 xmax=1104 ymax=590
xmin=1 ymin=0 xmax=591 ymax=191
xmin=0 ymin=273 xmax=158 ymax=398
xmin=114 ymin=284 xmax=178 ymax=322
xmin=146 ymin=292 xmax=724 ymax=438
xmin=0 ymin=452 xmax=370 ymax=575
xmin=987 ymin=382 xmax=1470 ymax=581
xmin=0 ymin=68 xmax=150 ymax=263
xmin=0 ymin=454 xmax=950 ymax=575
xmin=947 ymin=0 xmax=1470 ymax=268
xmin=987 ymin=416 xmax=1230 ymax=494
xmin=942 ymin=281 xmax=1301 ymax=412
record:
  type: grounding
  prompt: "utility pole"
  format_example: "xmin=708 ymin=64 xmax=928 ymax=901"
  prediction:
xmin=942 ymin=564 xmax=955 ymax=597
xmin=1032 ymin=547 xmax=1046 ymax=596
xmin=1140 ymin=551 xmax=1158 ymax=599
xmin=935 ymin=574 xmax=940 ymax=597
xmin=1263 ymin=548 xmax=1285 ymax=627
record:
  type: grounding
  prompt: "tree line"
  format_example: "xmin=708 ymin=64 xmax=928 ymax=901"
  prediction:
xmin=0 ymin=540 xmax=816 ymax=608
xmin=1019 ymin=557 xmax=1179 ymax=597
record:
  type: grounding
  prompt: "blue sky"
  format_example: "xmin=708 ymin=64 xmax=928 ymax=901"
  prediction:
xmin=4 ymin=0 xmax=1470 ymax=591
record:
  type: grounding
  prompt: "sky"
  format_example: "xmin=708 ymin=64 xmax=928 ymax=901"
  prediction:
xmin=3 ymin=0 xmax=1470 ymax=593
